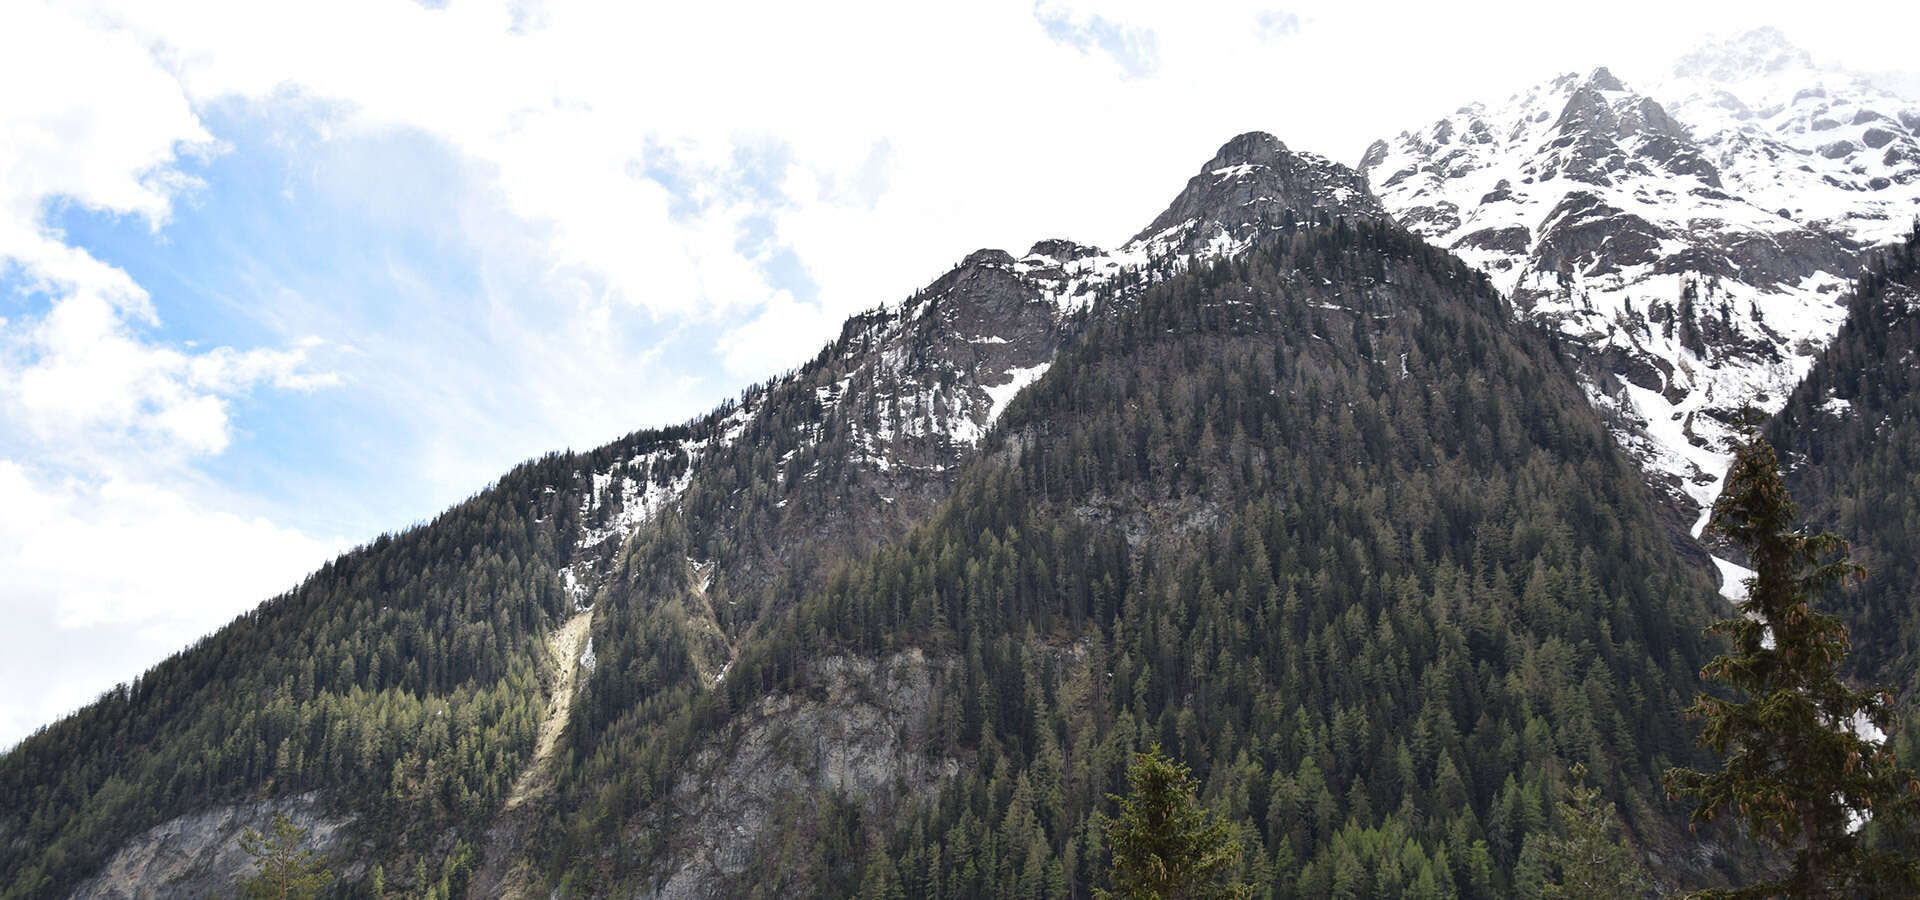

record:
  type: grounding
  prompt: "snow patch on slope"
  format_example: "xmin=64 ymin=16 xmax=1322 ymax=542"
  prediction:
xmin=984 ymin=363 xmax=1051 ymax=428
xmin=1711 ymin=556 xmax=1754 ymax=603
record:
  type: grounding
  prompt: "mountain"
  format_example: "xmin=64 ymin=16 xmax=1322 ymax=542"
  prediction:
xmin=0 ymin=129 xmax=1436 ymax=894
xmin=1766 ymin=225 xmax=1920 ymax=700
xmin=4 ymin=210 xmax=1086 ymax=900
xmin=558 ymin=211 xmax=1731 ymax=899
xmin=0 ymin=132 xmax=1743 ymax=898
xmin=1359 ymin=30 xmax=1920 ymax=540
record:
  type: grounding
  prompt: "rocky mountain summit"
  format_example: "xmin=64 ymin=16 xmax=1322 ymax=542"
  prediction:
xmin=1360 ymin=29 xmax=1919 ymax=536
xmin=1132 ymin=131 xmax=1387 ymax=258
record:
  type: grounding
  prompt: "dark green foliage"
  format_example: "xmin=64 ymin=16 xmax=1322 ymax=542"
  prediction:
xmin=858 ymin=842 xmax=908 ymax=900
xmin=238 ymin=813 xmax=333 ymax=900
xmin=1665 ymin=436 xmax=1920 ymax=898
xmin=1098 ymin=746 xmax=1250 ymax=900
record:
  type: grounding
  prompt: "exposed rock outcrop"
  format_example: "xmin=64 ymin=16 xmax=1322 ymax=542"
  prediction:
xmin=645 ymin=649 xmax=958 ymax=900
xmin=70 ymin=793 xmax=356 ymax=900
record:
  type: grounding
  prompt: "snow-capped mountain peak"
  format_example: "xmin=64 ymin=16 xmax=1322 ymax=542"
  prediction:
xmin=1362 ymin=36 xmax=1898 ymax=529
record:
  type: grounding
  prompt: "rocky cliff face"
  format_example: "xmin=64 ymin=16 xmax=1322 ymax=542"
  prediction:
xmin=69 ymin=794 xmax=357 ymax=900
xmin=646 ymin=650 xmax=957 ymax=900
xmin=1361 ymin=31 xmax=1917 ymax=538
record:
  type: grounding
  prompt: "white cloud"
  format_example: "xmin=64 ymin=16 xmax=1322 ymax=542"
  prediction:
xmin=0 ymin=463 xmax=336 ymax=630
xmin=1033 ymin=1 xmax=1162 ymax=79
xmin=0 ymin=2 xmax=206 ymax=230
xmin=0 ymin=0 xmax=336 ymax=466
xmin=119 ymin=0 xmax=1920 ymax=375
xmin=3 ymin=286 xmax=336 ymax=460
xmin=40 ymin=1 xmax=1920 ymax=378
xmin=1253 ymin=9 xmax=1305 ymax=40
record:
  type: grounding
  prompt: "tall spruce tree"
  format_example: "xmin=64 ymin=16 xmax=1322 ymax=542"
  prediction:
xmin=1665 ymin=437 xmax=1920 ymax=898
xmin=1099 ymin=746 xmax=1251 ymax=900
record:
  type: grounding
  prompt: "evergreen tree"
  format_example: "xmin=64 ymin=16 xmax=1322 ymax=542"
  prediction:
xmin=1539 ymin=764 xmax=1649 ymax=898
xmin=237 ymin=812 xmax=334 ymax=900
xmin=1665 ymin=437 xmax=1920 ymax=898
xmin=857 ymin=843 xmax=906 ymax=900
xmin=1099 ymin=745 xmax=1251 ymax=900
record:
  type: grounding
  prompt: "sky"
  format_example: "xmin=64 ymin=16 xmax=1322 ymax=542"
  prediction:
xmin=2 ymin=0 xmax=1918 ymax=749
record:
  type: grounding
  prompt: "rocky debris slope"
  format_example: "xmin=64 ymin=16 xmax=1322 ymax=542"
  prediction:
xmin=470 ymin=607 xmax=597 ymax=898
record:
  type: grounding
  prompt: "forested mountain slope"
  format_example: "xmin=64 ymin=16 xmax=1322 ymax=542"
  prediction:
xmin=0 ymin=200 xmax=1084 ymax=900
xmin=520 ymin=219 xmax=1732 ymax=897
xmin=0 ymin=251 xmax=1069 ymax=900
